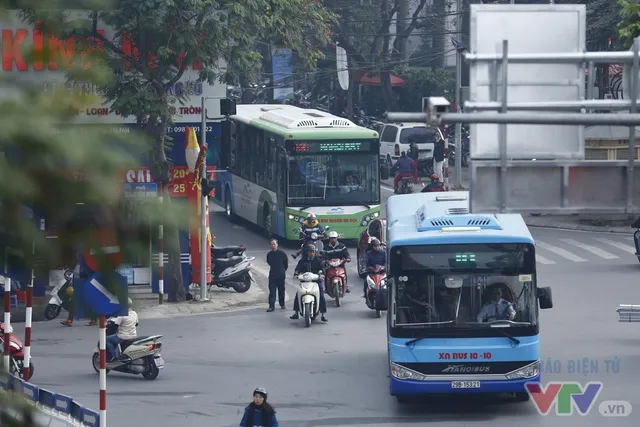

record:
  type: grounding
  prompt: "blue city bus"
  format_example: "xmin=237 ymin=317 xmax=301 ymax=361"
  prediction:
xmin=385 ymin=191 xmax=553 ymax=402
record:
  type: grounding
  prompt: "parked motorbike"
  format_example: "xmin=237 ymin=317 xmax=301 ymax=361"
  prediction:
xmin=208 ymin=255 xmax=255 ymax=293
xmin=44 ymin=268 xmax=73 ymax=320
xmin=323 ymin=249 xmax=348 ymax=307
xmin=364 ymin=265 xmax=388 ymax=318
xmin=210 ymin=244 xmax=246 ymax=260
xmin=91 ymin=319 xmax=163 ymax=380
xmin=0 ymin=323 xmax=33 ymax=380
xmin=294 ymin=272 xmax=322 ymax=327
xmin=292 ymin=226 xmax=330 ymax=259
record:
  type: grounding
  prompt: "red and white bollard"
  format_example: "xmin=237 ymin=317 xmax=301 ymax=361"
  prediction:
xmin=3 ymin=276 xmax=11 ymax=373
xmin=23 ymin=259 xmax=34 ymax=380
xmin=444 ymin=163 xmax=450 ymax=191
xmin=98 ymin=315 xmax=107 ymax=427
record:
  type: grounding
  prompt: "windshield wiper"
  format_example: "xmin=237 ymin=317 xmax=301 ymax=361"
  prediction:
xmin=405 ymin=335 xmax=428 ymax=346
xmin=494 ymin=328 xmax=520 ymax=345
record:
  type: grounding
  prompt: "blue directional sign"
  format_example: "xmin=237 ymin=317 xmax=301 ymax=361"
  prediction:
xmin=123 ymin=182 xmax=158 ymax=199
xmin=79 ymin=272 xmax=128 ymax=317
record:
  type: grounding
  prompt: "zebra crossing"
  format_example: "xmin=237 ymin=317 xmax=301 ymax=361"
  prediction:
xmin=534 ymin=235 xmax=637 ymax=265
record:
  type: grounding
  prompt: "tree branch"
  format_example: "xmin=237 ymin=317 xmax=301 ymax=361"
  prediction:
xmin=164 ymin=9 xmax=207 ymax=89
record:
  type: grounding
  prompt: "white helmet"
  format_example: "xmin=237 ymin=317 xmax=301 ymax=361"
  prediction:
xmin=328 ymin=231 xmax=338 ymax=238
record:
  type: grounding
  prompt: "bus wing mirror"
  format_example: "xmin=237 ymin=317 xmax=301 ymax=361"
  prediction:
xmin=537 ymin=287 xmax=553 ymax=309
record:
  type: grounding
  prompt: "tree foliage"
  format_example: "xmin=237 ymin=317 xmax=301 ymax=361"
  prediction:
xmin=618 ymin=0 xmax=640 ymax=49
xmin=20 ymin=0 xmax=334 ymax=300
xmin=394 ymin=66 xmax=454 ymax=112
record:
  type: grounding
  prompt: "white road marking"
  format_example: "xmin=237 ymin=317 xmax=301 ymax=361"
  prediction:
xmin=381 ymin=185 xmax=394 ymax=193
xmin=560 ymin=238 xmax=619 ymax=260
xmin=593 ymin=238 xmax=636 ymax=254
xmin=536 ymin=241 xmax=587 ymax=262
xmin=535 ymin=254 xmax=556 ymax=265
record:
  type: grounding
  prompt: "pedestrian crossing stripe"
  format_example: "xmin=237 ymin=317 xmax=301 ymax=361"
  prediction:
xmin=559 ymin=238 xmax=619 ymax=260
xmin=536 ymin=241 xmax=587 ymax=262
xmin=593 ymin=238 xmax=636 ymax=254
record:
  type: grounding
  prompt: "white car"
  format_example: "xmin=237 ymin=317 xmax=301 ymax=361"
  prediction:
xmin=378 ymin=122 xmax=444 ymax=167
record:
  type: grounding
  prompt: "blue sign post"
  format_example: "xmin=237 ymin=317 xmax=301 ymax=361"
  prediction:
xmin=123 ymin=182 xmax=158 ymax=200
xmin=74 ymin=251 xmax=128 ymax=319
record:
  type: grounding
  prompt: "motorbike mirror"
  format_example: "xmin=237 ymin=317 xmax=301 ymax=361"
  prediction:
xmin=444 ymin=276 xmax=463 ymax=289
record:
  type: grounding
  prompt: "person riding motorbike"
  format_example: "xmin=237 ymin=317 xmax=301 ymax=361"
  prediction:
xmin=324 ymin=230 xmax=351 ymax=293
xmin=362 ymin=238 xmax=386 ymax=297
xmin=421 ymin=173 xmax=445 ymax=192
xmin=292 ymin=213 xmax=325 ymax=259
xmin=290 ymin=244 xmax=328 ymax=322
xmin=106 ymin=298 xmax=138 ymax=362
xmin=392 ymin=151 xmax=418 ymax=193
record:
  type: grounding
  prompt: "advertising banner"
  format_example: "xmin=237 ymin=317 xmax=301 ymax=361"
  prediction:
xmin=271 ymin=48 xmax=294 ymax=101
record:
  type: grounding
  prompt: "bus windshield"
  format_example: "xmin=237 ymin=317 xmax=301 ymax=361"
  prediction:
xmin=287 ymin=152 xmax=380 ymax=206
xmin=390 ymin=243 xmax=537 ymax=328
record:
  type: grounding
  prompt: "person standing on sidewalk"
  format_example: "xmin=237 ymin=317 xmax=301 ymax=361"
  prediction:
xmin=266 ymin=238 xmax=288 ymax=312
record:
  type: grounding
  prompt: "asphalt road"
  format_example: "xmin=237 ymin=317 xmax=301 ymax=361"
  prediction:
xmin=19 ymin=187 xmax=640 ymax=426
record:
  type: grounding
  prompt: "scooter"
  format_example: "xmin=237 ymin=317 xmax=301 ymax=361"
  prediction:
xmin=210 ymin=245 xmax=246 ymax=260
xmin=44 ymin=269 xmax=73 ymax=320
xmin=324 ymin=249 xmax=348 ymax=307
xmin=91 ymin=319 xmax=164 ymax=380
xmin=0 ymin=323 xmax=33 ymax=380
xmin=208 ymin=255 xmax=255 ymax=293
xmin=294 ymin=272 xmax=322 ymax=327
xmin=292 ymin=226 xmax=330 ymax=259
xmin=364 ymin=265 xmax=388 ymax=318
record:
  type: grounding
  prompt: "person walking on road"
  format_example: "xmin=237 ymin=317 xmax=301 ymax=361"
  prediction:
xmin=266 ymin=238 xmax=288 ymax=312
xmin=240 ymin=387 xmax=279 ymax=427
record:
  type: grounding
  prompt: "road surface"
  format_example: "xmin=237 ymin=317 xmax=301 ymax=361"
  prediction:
xmin=20 ymin=186 xmax=640 ymax=426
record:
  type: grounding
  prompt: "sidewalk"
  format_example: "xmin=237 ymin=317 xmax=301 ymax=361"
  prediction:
xmin=523 ymin=214 xmax=633 ymax=234
xmin=136 ymin=262 xmax=271 ymax=320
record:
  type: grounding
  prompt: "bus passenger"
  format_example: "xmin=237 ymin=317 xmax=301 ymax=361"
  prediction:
xmin=476 ymin=287 xmax=516 ymax=322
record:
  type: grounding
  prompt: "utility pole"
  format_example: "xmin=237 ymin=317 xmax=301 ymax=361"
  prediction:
xmin=454 ymin=0 xmax=463 ymax=187
xmin=397 ymin=0 xmax=409 ymax=60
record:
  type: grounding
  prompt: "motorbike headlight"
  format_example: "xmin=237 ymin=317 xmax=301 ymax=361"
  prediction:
xmin=506 ymin=361 xmax=539 ymax=380
xmin=367 ymin=275 xmax=375 ymax=288
xmin=390 ymin=362 xmax=426 ymax=381
xmin=311 ymin=232 xmax=318 ymax=240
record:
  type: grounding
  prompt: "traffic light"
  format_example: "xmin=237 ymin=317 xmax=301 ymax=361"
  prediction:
xmin=201 ymin=178 xmax=215 ymax=197
xmin=220 ymin=98 xmax=236 ymax=116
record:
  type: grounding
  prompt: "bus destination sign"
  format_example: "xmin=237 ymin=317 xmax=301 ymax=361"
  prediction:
xmin=289 ymin=140 xmax=374 ymax=154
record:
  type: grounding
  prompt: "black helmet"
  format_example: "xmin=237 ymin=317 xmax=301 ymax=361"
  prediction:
xmin=370 ymin=238 xmax=381 ymax=246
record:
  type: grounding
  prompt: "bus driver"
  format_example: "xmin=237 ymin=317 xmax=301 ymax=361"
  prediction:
xmin=476 ymin=287 xmax=516 ymax=323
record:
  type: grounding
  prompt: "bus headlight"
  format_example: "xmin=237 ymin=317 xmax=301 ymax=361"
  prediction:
xmin=373 ymin=212 xmax=380 ymax=218
xmin=390 ymin=362 xmax=426 ymax=381
xmin=505 ymin=361 xmax=539 ymax=380
xmin=288 ymin=214 xmax=295 ymax=220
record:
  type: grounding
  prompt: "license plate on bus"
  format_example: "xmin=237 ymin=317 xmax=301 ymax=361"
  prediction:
xmin=451 ymin=381 xmax=480 ymax=389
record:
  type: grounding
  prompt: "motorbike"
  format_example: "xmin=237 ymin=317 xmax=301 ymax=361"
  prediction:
xmin=208 ymin=254 xmax=255 ymax=293
xmin=632 ymin=217 xmax=640 ymax=263
xmin=364 ymin=265 xmax=388 ymax=318
xmin=357 ymin=219 xmax=387 ymax=278
xmin=397 ymin=176 xmax=414 ymax=194
xmin=294 ymin=272 xmax=322 ymax=327
xmin=92 ymin=319 xmax=163 ymax=380
xmin=323 ymin=249 xmax=348 ymax=307
xmin=44 ymin=268 xmax=73 ymax=320
xmin=292 ymin=226 xmax=330 ymax=259
xmin=0 ymin=323 xmax=33 ymax=380
xmin=210 ymin=244 xmax=246 ymax=260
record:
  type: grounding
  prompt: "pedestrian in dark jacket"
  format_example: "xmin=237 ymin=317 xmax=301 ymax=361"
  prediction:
xmin=240 ymin=387 xmax=279 ymax=427
xmin=266 ymin=238 xmax=288 ymax=312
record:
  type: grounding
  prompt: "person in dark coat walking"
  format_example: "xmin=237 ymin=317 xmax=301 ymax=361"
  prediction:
xmin=266 ymin=238 xmax=288 ymax=312
xmin=239 ymin=387 xmax=279 ymax=427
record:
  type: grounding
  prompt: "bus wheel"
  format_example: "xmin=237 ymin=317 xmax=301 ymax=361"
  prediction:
xmin=263 ymin=204 xmax=272 ymax=236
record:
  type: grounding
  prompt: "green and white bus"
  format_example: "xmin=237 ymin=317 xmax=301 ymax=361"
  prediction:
xmin=216 ymin=104 xmax=382 ymax=240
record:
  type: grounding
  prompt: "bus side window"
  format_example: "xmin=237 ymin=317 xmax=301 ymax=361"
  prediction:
xmin=229 ymin=122 xmax=237 ymax=169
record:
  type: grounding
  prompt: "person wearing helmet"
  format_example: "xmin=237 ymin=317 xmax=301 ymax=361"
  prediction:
xmin=362 ymin=238 xmax=386 ymax=296
xmin=391 ymin=151 xmax=418 ymax=193
xmin=290 ymin=244 xmax=328 ymax=322
xmin=325 ymin=230 xmax=351 ymax=292
xmin=292 ymin=212 xmax=325 ymax=259
xmin=105 ymin=297 xmax=138 ymax=362
xmin=240 ymin=387 xmax=279 ymax=427
xmin=421 ymin=173 xmax=444 ymax=192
